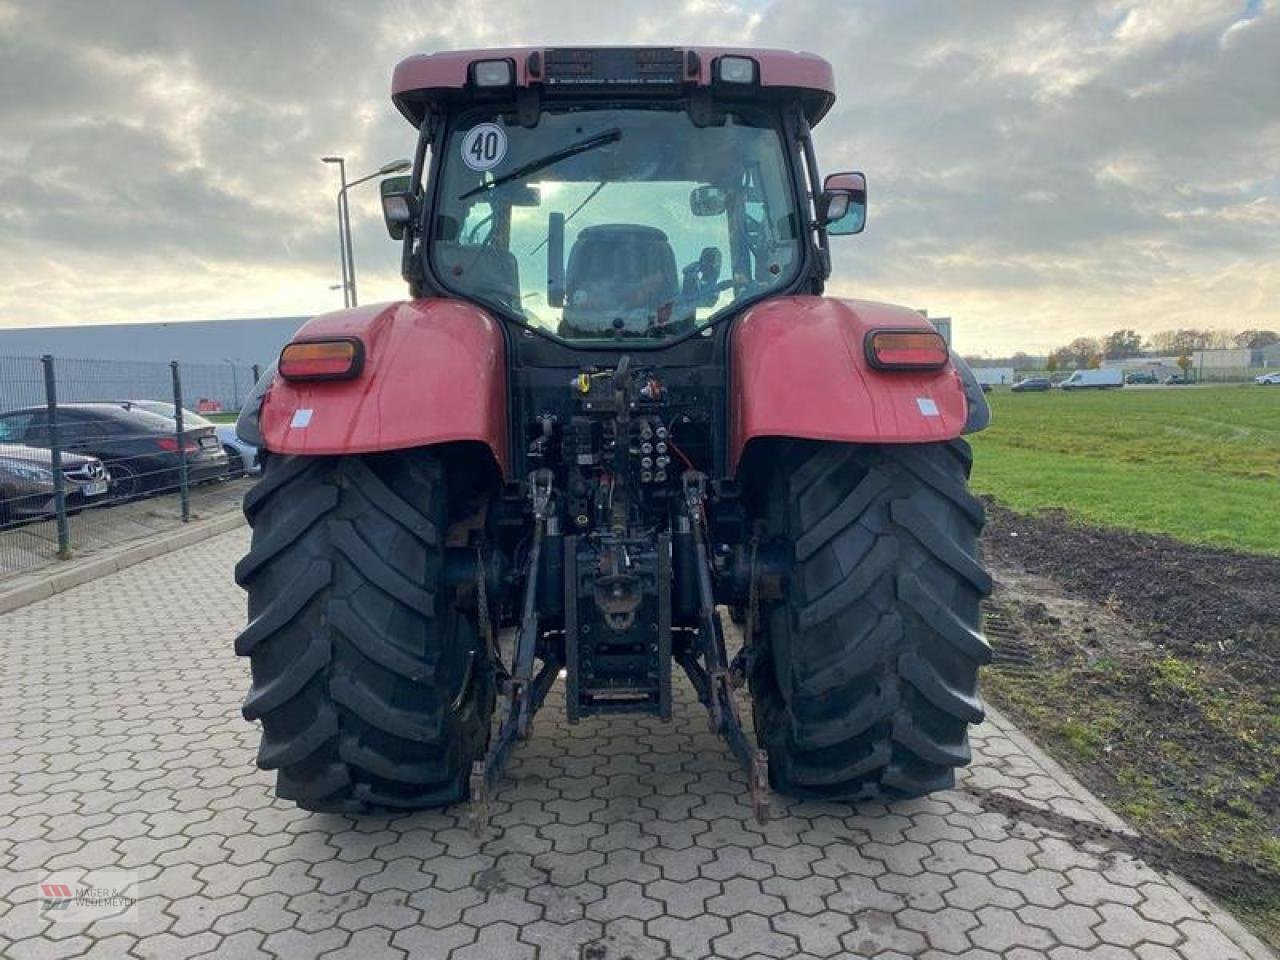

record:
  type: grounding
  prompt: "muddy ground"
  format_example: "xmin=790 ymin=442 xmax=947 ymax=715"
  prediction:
xmin=979 ymin=501 xmax=1280 ymax=949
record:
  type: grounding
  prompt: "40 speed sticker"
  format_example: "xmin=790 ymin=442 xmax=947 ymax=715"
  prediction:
xmin=461 ymin=123 xmax=507 ymax=171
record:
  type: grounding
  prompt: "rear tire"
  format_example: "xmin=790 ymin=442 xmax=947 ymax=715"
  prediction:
xmin=234 ymin=449 xmax=494 ymax=812
xmin=749 ymin=439 xmax=992 ymax=801
xmin=224 ymin=445 xmax=246 ymax=479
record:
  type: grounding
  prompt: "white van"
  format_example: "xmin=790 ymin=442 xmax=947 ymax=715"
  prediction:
xmin=1060 ymin=369 xmax=1124 ymax=391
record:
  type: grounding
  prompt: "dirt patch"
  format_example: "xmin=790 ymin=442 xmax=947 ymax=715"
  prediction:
xmin=980 ymin=501 xmax=1280 ymax=950
xmin=983 ymin=501 xmax=1280 ymax=663
xmin=963 ymin=784 xmax=1278 ymax=909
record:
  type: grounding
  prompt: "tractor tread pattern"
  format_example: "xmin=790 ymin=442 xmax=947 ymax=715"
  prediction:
xmin=751 ymin=439 xmax=991 ymax=802
xmin=234 ymin=451 xmax=492 ymax=813
xmin=241 ymin=628 xmax=329 ymax=720
xmin=331 ymin=520 xmax=437 ymax=616
xmin=234 ymin=560 xmax=330 ymax=657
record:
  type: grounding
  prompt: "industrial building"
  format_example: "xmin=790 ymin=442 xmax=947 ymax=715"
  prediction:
xmin=0 ymin=316 xmax=308 ymax=365
xmin=917 ymin=311 xmax=952 ymax=346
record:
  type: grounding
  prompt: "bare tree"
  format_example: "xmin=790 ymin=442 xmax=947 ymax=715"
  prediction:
xmin=1234 ymin=329 xmax=1279 ymax=349
xmin=1103 ymin=329 xmax=1143 ymax=359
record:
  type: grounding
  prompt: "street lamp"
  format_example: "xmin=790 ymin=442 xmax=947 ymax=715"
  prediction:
xmin=321 ymin=156 xmax=350 ymax=307
xmin=323 ymin=157 xmax=412 ymax=308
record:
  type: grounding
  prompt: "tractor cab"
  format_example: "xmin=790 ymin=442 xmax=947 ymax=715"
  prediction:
xmin=382 ymin=47 xmax=865 ymax=345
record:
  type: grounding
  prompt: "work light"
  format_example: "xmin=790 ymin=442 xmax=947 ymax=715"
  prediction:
xmin=716 ymin=56 xmax=757 ymax=84
xmin=472 ymin=59 xmax=514 ymax=87
xmin=382 ymin=193 xmax=412 ymax=225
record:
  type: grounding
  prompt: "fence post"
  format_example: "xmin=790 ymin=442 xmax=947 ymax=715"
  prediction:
xmin=171 ymin=361 xmax=190 ymax=522
xmin=41 ymin=355 xmax=72 ymax=560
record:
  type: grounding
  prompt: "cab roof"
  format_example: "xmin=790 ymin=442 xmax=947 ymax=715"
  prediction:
xmin=391 ymin=46 xmax=836 ymax=128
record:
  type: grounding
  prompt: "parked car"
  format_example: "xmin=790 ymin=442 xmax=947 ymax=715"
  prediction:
xmin=214 ymin=424 xmax=260 ymax=476
xmin=1125 ymin=371 xmax=1158 ymax=384
xmin=0 ymin=443 xmax=112 ymax=527
xmin=0 ymin=403 xmax=227 ymax=500
xmin=1164 ymin=374 xmax=1191 ymax=385
xmin=1255 ymin=372 xmax=1280 ymax=385
xmin=113 ymin=401 xmax=258 ymax=476
xmin=1061 ymin=369 xmax=1124 ymax=391
xmin=1011 ymin=377 xmax=1052 ymax=393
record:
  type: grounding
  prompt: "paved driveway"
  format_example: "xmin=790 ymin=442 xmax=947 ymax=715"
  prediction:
xmin=0 ymin=528 xmax=1270 ymax=959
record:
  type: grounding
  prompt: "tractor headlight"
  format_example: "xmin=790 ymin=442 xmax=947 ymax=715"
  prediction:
xmin=716 ymin=56 xmax=757 ymax=85
xmin=472 ymin=59 xmax=514 ymax=88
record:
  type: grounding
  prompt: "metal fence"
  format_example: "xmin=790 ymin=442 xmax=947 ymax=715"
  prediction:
xmin=1193 ymin=366 xmax=1276 ymax=383
xmin=0 ymin=355 xmax=261 ymax=580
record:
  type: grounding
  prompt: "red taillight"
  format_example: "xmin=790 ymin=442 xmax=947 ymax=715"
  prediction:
xmin=865 ymin=330 xmax=949 ymax=370
xmin=156 ymin=437 xmax=199 ymax=453
xmin=279 ymin=338 xmax=363 ymax=381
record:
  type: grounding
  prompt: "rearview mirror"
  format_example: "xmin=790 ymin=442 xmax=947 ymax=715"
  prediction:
xmin=380 ymin=175 xmax=417 ymax=240
xmin=689 ymin=185 xmax=727 ymax=217
xmin=818 ymin=171 xmax=867 ymax=235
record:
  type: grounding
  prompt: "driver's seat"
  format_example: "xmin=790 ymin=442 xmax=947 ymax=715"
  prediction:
xmin=561 ymin=225 xmax=679 ymax=335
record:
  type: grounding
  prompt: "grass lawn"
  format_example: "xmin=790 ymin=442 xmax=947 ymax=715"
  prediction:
xmin=973 ymin=384 xmax=1280 ymax=947
xmin=969 ymin=385 xmax=1280 ymax=554
xmin=203 ymin=412 xmax=239 ymax=424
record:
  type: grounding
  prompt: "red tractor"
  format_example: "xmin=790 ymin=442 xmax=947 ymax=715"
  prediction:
xmin=234 ymin=47 xmax=993 ymax=827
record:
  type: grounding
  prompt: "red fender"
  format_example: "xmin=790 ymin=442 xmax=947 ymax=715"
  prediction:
xmin=259 ymin=299 xmax=509 ymax=476
xmin=729 ymin=296 xmax=968 ymax=474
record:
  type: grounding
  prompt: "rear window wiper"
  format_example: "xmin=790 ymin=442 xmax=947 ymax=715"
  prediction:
xmin=458 ymin=128 xmax=622 ymax=200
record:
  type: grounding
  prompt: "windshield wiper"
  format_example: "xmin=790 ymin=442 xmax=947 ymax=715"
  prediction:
xmin=459 ymin=128 xmax=622 ymax=200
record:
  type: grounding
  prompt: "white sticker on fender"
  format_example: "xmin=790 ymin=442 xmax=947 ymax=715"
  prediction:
xmin=916 ymin=397 xmax=940 ymax=417
xmin=290 ymin=408 xmax=313 ymax=429
xmin=461 ymin=123 xmax=508 ymax=171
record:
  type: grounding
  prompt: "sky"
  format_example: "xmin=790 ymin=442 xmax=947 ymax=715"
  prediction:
xmin=0 ymin=0 xmax=1276 ymax=355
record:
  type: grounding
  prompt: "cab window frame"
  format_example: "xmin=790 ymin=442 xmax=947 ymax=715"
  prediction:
xmin=420 ymin=98 xmax=817 ymax=351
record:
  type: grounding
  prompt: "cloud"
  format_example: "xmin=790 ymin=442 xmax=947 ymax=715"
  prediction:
xmin=0 ymin=0 xmax=1276 ymax=353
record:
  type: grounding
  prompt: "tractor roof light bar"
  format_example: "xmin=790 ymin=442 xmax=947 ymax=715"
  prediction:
xmin=391 ymin=47 xmax=836 ymax=128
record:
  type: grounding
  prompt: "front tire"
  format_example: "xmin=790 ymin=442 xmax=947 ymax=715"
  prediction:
xmin=234 ymin=449 xmax=494 ymax=812
xmin=108 ymin=461 xmax=141 ymax=502
xmin=749 ymin=439 xmax=992 ymax=801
